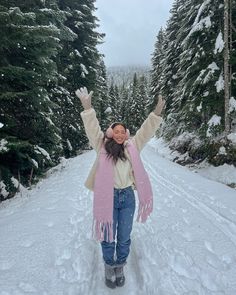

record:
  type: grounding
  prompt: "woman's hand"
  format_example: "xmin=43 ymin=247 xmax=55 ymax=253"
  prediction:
xmin=154 ymin=95 xmax=165 ymax=116
xmin=75 ymin=87 xmax=93 ymax=110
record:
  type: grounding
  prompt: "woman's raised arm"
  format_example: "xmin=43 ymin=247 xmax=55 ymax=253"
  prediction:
xmin=133 ymin=95 xmax=165 ymax=151
xmin=76 ymin=87 xmax=104 ymax=152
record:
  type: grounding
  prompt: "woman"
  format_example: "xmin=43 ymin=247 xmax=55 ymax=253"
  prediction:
xmin=76 ymin=87 xmax=165 ymax=289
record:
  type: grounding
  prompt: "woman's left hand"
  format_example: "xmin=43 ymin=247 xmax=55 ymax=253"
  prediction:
xmin=154 ymin=95 xmax=165 ymax=116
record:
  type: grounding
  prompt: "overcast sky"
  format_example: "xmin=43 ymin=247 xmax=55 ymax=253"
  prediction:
xmin=95 ymin=0 xmax=173 ymax=67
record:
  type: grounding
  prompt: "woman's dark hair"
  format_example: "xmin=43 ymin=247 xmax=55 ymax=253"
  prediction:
xmin=104 ymin=122 xmax=127 ymax=164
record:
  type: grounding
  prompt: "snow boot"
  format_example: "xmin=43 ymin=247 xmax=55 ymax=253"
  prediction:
xmin=104 ymin=263 xmax=116 ymax=289
xmin=114 ymin=264 xmax=125 ymax=287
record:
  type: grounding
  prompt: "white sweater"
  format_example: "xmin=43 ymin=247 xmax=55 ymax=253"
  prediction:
xmin=81 ymin=108 xmax=162 ymax=190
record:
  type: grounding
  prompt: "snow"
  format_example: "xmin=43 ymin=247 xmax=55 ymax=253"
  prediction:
xmin=196 ymin=102 xmax=202 ymax=112
xmin=208 ymin=62 xmax=219 ymax=72
xmin=0 ymin=139 xmax=8 ymax=152
xmin=45 ymin=117 xmax=54 ymax=126
xmin=207 ymin=114 xmax=221 ymax=127
xmin=105 ymin=106 xmax=112 ymax=113
xmin=80 ymin=64 xmax=89 ymax=75
xmin=0 ymin=181 xmax=9 ymax=198
xmin=34 ymin=145 xmax=51 ymax=161
xmin=149 ymin=137 xmax=236 ymax=188
xmin=214 ymin=31 xmax=224 ymax=54
xmin=206 ymin=114 xmax=221 ymax=137
xmin=1 ymin=140 xmax=236 ymax=294
xmin=203 ymin=62 xmax=219 ymax=84
xmin=0 ymin=122 xmax=4 ymax=128
xmin=193 ymin=0 xmax=211 ymax=28
xmin=188 ymin=16 xmax=211 ymax=39
xmin=31 ymin=159 xmax=39 ymax=169
xmin=229 ymin=97 xmax=236 ymax=113
xmin=67 ymin=139 xmax=73 ymax=151
xmin=197 ymin=163 xmax=236 ymax=187
xmin=218 ymin=146 xmax=227 ymax=155
xmin=74 ymin=50 xmax=82 ymax=57
xmin=69 ymin=124 xmax=77 ymax=131
xmin=184 ymin=0 xmax=211 ymax=42
xmin=227 ymin=133 xmax=236 ymax=144
xmin=215 ymin=72 xmax=224 ymax=92
xmin=11 ymin=177 xmax=20 ymax=189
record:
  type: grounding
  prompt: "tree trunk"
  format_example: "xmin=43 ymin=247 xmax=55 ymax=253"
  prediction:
xmin=224 ymin=0 xmax=230 ymax=134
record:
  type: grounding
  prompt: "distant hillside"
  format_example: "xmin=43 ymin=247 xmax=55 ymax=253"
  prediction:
xmin=107 ymin=65 xmax=150 ymax=86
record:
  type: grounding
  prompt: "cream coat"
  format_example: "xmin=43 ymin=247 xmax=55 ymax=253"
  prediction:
xmin=81 ymin=108 xmax=163 ymax=191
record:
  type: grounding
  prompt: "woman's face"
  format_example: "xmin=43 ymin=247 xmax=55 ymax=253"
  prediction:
xmin=112 ymin=125 xmax=126 ymax=144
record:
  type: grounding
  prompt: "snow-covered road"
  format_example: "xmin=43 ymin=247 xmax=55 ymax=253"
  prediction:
xmin=0 ymin=144 xmax=236 ymax=295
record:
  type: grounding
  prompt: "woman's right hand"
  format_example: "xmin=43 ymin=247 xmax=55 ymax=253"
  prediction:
xmin=75 ymin=87 xmax=93 ymax=110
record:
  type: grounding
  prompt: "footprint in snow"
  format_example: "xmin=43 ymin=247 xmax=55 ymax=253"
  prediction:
xmin=208 ymin=195 xmax=215 ymax=201
xmin=19 ymin=239 xmax=34 ymax=248
xmin=55 ymin=248 xmax=72 ymax=266
xmin=221 ymin=253 xmax=236 ymax=270
xmin=171 ymin=223 xmax=180 ymax=232
xmin=46 ymin=221 xmax=54 ymax=227
xmin=181 ymin=231 xmax=195 ymax=242
xmin=204 ymin=241 xmax=215 ymax=253
xmin=215 ymin=201 xmax=227 ymax=209
xmin=199 ymin=271 xmax=219 ymax=292
xmin=169 ymin=252 xmax=197 ymax=280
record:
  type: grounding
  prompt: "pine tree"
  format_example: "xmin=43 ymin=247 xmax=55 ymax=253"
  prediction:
xmin=150 ymin=0 xmax=236 ymax=165
xmin=107 ymin=79 xmax=118 ymax=123
xmin=229 ymin=0 xmax=236 ymax=127
xmin=150 ymin=27 xmax=166 ymax=111
xmin=128 ymin=73 xmax=140 ymax=134
xmin=94 ymin=57 xmax=110 ymax=131
xmin=55 ymin=0 xmax=105 ymax=155
xmin=120 ymin=82 xmax=130 ymax=124
xmin=0 ymin=3 xmax=62 ymax=199
xmin=178 ymin=0 xmax=225 ymax=138
xmin=139 ymin=75 xmax=149 ymax=120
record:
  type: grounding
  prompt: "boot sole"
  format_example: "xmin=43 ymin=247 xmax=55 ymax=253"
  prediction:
xmin=116 ymin=277 xmax=125 ymax=287
xmin=105 ymin=279 xmax=116 ymax=289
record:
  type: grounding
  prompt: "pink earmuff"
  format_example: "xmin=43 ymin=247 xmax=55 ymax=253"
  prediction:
xmin=106 ymin=124 xmax=130 ymax=140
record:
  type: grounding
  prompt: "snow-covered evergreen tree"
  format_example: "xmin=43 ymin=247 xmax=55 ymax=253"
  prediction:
xmin=0 ymin=2 xmax=62 ymax=200
xmin=178 ymin=0 xmax=225 ymax=138
xmin=150 ymin=28 xmax=166 ymax=111
xmin=54 ymin=0 xmax=105 ymax=156
xmin=0 ymin=0 xmax=108 ymax=200
xmin=94 ymin=58 xmax=110 ymax=131
xmin=151 ymin=0 xmax=235 ymax=165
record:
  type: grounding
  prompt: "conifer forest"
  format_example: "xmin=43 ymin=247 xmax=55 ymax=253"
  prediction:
xmin=0 ymin=0 xmax=235 ymax=200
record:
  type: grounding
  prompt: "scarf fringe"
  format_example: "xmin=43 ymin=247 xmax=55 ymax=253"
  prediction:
xmin=92 ymin=219 xmax=114 ymax=243
xmin=136 ymin=199 xmax=153 ymax=223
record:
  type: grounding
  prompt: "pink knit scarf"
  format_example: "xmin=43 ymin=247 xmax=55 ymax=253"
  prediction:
xmin=93 ymin=140 xmax=153 ymax=242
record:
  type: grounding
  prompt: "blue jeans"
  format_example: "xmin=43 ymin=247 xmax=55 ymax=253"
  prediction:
xmin=101 ymin=186 xmax=136 ymax=266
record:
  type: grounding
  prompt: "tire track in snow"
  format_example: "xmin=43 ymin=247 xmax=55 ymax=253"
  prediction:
xmin=141 ymin=149 xmax=236 ymax=293
xmin=142 ymin=155 xmax=236 ymax=248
